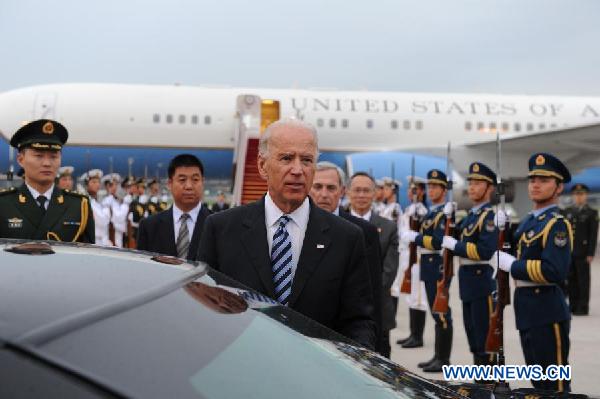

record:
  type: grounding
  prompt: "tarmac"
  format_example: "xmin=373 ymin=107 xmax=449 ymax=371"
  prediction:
xmin=390 ymin=257 xmax=600 ymax=396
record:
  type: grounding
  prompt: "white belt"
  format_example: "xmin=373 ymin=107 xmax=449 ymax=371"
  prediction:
xmin=459 ymin=258 xmax=490 ymax=266
xmin=515 ymin=280 xmax=555 ymax=288
xmin=420 ymin=249 xmax=441 ymax=255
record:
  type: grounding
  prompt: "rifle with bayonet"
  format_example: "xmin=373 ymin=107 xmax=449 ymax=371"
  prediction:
xmin=486 ymin=133 xmax=512 ymax=381
xmin=433 ymin=142 xmax=454 ymax=314
xmin=400 ymin=156 xmax=420 ymax=294
xmin=485 ymin=133 xmax=510 ymax=394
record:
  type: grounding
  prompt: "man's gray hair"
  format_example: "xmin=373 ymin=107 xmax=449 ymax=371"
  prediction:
xmin=316 ymin=161 xmax=346 ymax=187
xmin=258 ymin=117 xmax=319 ymax=158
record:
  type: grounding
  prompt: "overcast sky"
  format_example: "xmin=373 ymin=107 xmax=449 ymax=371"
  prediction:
xmin=1 ymin=0 xmax=599 ymax=95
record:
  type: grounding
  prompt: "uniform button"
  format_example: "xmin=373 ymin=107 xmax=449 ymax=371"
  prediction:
xmin=535 ymin=288 xmax=540 ymax=294
xmin=476 ymin=270 xmax=482 ymax=275
xmin=429 ymin=257 xmax=433 ymax=262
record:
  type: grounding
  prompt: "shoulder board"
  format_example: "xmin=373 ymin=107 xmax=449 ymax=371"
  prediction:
xmin=551 ymin=212 xmax=564 ymax=219
xmin=0 ymin=187 xmax=16 ymax=196
xmin=63 ymin=189 xmax=88 ymax=198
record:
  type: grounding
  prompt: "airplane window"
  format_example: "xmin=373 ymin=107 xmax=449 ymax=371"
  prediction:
xmin=366 ymin=119 xmax=374 ymax=129
xmin=526 ymin=122 xmax=534 ymax=131
xmin=489 ymin=122 xmax=497 ymax=131
xmin=329 ymin=119 xmax=336 ymax=128
xmin=341 ymin=119 xmax=349 ymax=128
xmin=501 ymin=122 xmax=509 ymax=131
xmin=550 ymin=123 xmax=557 ymax=129
xmin=477 ymin=122 xmax=484 ymax=131
xmin=166 ymin=114 xmax=173 ymax=124
xmin=317 ymin=118 xmax=324 ymax=128
xmin=204 ymin=116 xmax=211 ymax=125
xmin=514 ymin=123 xmax=521 ymax=132
xmin=179 ymin=115 xmax=186 ymax=124
xmin=539 ymin=123 xmax=546 ymax=130
xmin=391 ymin=120 xmax=398 ymax=129
xmin=191 ymin=115 xmax=199 ymax=124
xmin=403 ymin=120 xmax=410 ymax=130
xmin=415 ymin=120 xmax=423 ymax=130
xmin=465 ymin=121 xmax=472 ymax=131
xmin=153 ymin=114 xmax=160 ymax=123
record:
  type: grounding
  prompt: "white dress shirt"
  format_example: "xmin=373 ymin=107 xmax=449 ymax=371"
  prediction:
xmin=265 ymin=193 xmax=310 ymax=279
xmin=172 ymin=202 xmax=202 ymax=242
xmin=26 ymin=184 xmax=54 ymax=210
xmin=350 ymin=208 xmax=372 ymax=222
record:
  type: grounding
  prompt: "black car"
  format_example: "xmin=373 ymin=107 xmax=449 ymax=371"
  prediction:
xmin=0 ymin=239 xmax=592 ymax=398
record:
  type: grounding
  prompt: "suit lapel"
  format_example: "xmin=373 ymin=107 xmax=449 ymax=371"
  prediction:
xmin=240 ymin=198 xmax=275 ymax=296
xmin=188 ymin=206 xmax=209 ymax=260
xmin=17 ymin=184 xmax=45 ymax=229
xmin=161 ymin=208 xmax=177 ymax=256
xmin=36 ymin=187 xmax=69 ymax=239
xmin=289 ymin=202 xmax=331 ymax=307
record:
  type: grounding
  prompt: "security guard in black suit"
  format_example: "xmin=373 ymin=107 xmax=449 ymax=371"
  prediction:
xmin=0 ymin=119 xmax=94 ymax=243
xmin=492 ymin=152 xmax=572 ymax=393
xmin=402 ymin=169 xmax=453 ymax=372
xmin=563 ymin=183 xmax=599 ymax=315
xmin=442 ymin=162 xmax=498 ymax=378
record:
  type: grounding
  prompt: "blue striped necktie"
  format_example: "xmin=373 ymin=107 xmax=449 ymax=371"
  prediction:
xmin=271 ymin=215 xmax=293 ymax=305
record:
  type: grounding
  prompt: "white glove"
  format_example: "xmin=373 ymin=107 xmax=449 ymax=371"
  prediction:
xmin=405 ymin=204 xmax=417 ymax=218
xmin=401 ymin=230 xmax=419 ymax=243
xmin=442 ymin=236 xmax=457 ymax=251
xmin=490 ymin=250 xmax=515 ymax=273
xmin=443 ymin=201 xmax=457 ymax=217
xmin=416 ymin=203 xmax=427 ymax=217
xmin=495 ymin=209 xmax=508 ymax=228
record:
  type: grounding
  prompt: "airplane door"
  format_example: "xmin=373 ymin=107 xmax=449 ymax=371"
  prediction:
xmin=33 ymin=92 xmax=57 ymax=119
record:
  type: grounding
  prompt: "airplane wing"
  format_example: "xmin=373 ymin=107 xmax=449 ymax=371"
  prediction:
xmin=464 ymin=123 xmax=600 ymax=174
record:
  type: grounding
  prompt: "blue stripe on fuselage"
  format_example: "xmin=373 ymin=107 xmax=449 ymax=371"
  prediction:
xmin=0 ymin=139 xmax=350 ymax=181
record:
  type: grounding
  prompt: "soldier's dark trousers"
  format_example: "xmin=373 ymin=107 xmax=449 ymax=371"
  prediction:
xmin=519 ymin=320 xmax=571 ymax=393
xmin=424 ymin=279 xmax=453 ymax=331
xmin=462 ymin=294 xmax=494 ymax=357
xmin=568 ymin=256 xmax=590 ymax=314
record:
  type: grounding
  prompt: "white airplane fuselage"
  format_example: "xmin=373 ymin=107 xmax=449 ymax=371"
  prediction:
xmin=1 ymin=83 xmax=599 ymax=180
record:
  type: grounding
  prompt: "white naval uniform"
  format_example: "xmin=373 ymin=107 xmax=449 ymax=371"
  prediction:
xmin=90 ymin=197 xmax=111 ymax=246
xmin=391 ymin=210 xmax=428 ymax=311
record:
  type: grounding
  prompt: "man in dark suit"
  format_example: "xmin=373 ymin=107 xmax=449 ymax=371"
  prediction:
xmin=347 ymin=172 xmax=400 ymax=357
xmin=137 ymin=154 xmax=210 ymax=261
xmin=199 ymin=118 xmax=376 ymax=350
xmin=310 ymin=161 xmax=384 ymax=355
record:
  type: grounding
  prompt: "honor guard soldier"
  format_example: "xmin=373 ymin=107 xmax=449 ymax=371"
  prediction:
xmin=0 ymin=119 xmax=94 ymax=243
xmin=127 ymin=178 xmax=147 ymax=246
xmin=491 ymin=153 xmax=573 ymax=393
xmin=82 ymin=169 xmax=111 ymax=246
xmin=147 ymin=178 xmax=161 ymax=215
xmin=563 ymin=183 xmax=599 ymax=315
xmin=372 ymin=179 xmax=385 ymax=215
xmin=379 ymin=177 xmax=402 ymax=223
xmin=57 ymin=166 xmax=75 ymax=191
xmin=401 ymin=169 xmax=453 ymax=372
xmin=441 ymin=162 xmax=498 ymax=377
xmin=395 ymin=176 xmax=428 ymax=349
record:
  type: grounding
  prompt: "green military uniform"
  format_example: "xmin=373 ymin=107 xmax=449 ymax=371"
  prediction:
xmin=0 ymin=119 xmax=95 ymax=243
xmin=0 ymin=185 xmax=94 ymax=243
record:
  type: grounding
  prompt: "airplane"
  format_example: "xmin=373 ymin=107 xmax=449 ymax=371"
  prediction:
xmin=1 ymin=83 xmax=599 ymax=212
